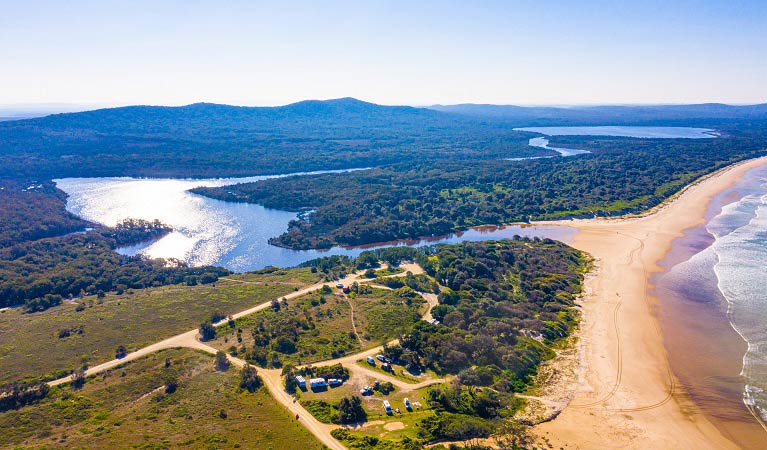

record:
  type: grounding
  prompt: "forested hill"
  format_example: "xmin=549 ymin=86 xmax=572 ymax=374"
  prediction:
xmin=3 ymin=98 xmax=767 ymax=179
xmin=0 ymin=98 xmax=542 ymax=179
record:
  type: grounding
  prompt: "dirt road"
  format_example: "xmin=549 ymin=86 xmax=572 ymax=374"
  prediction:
xmin=46 ymin=263 xmax=439 ymax=449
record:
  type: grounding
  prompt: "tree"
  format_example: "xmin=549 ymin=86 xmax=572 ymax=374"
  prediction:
xmin=214 ymin=351 xmax=230 ymax=371
xmin=284 ymin=371 xmax=298 ymax=394
xmin=115 ymin=345 xmax=127 ymax=359
xmin=199 ymin=322 xmax=216 ymax=341
xmin=239 ymin=364 xmax=262 ymax=392
xmin=375 ymin=381 xmax=395 ymax=395
xmin=163 ymin=370 xmax=179 ymax=394
xmin=70 ymin=368 xmax=86 ymax=389
xmin=337 ymin=395 xmax=367 ymax=424
xmin=275 ymin=336 xmax=297 ymax=353
xmin=382 ymin=343 xmax=404 ymax=362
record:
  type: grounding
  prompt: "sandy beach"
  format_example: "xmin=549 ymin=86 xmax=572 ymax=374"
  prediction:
xmin=535 ymin=156 xmax=767 ymax=449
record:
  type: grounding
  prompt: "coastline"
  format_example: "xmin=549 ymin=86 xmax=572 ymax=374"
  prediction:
xmin=535 ymin=156 xmax=767 ymax=449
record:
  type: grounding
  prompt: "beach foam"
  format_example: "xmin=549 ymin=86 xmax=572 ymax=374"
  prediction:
xmin=682 ymin=164 xmax=767 ymax=423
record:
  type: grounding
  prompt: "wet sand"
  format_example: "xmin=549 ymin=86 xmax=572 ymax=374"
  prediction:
xmin=535 ymin=156 xmax=767 ymax=449
xmin=656 ymin=180 xmax=767 ymax=449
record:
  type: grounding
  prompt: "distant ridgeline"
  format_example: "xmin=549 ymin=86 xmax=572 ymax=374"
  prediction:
xmin=2 ymin=98 xmax=766 ymax=179
xmin=0 ymin=181 xmax=229 ymax=310
xmin=0 ymin=98 xmax=540 ymax=179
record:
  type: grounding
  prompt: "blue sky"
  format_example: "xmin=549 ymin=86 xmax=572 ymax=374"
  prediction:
xmin=1 ymin=0 xmax=765 ymax=106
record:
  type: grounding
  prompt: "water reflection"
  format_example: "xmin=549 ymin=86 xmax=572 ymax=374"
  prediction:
xmin=56 ymin=174 xmax=575 ymax=272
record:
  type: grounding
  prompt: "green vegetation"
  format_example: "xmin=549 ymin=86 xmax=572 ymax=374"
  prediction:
xmin=302 ymin=399 xmax=340 ymax=423
xmin=0 ymin=267 xmax=321 ymax=382
xmin=331 ymin=429 xmax=424 ymax=450
xmin=195 ymin=130 xmax=767 ymax=249
xmin=300 ymin=395 xmax=367 ymax=425
xmin=213 ymin=286 xmax=424 ymax=367
xmin=0 ymin=99 xmax=545 ymax=179
xmin=0 ymin=179 xmax=90 ymax=247
xmin=0 ymin=180 xmax=229 ymax=309
xmin=0 ymin=348 xmax=323 ymax=449
xmin=238 ymin=364 xmax=262 ymax=392
xmin=0 ymin=380 xmax=49 ymax=412
xmin=4 ymin=98 xmax=759 ymax=450
xmin=401 ymin=240 xmax=587 ymax=383
xmin=338 ymin=395 xmax=368 ymax=423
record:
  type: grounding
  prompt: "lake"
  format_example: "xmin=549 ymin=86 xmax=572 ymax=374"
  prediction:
xmin=55 ymin=174 xmax=574 ymax=272
xmin=55 ymin=126 xmax=717 ymax=272
xmin=514 ymin=125 xmax=718 ymax=139
xmin=509 ymin=125 xmax=717 ymax=159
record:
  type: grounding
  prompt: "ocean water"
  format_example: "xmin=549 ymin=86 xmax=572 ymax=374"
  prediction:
xmin=708 ymin=170 xmax=767 ymax=423
xmin=55 ymin=174 xmax=575 ymax=272
xmin=661 ymin=164 xmax=767 ymax=425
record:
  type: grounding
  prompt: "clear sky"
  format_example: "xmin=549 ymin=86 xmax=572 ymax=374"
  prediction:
xmin=2 ymin=0 xmax=766 ymax=106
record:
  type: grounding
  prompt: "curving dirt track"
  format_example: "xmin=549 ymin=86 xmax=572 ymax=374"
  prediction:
xmin=46 ymin=263 xmax=444 ymax=449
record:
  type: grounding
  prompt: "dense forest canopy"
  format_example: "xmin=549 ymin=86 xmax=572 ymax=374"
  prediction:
xmin=429 ymin=102 xmax=767 ymax=125
xmin=0 ymin=179 xmax=92 ymax=247
xmin=2 ymin=98 xmax=766 ymax=179
xmin=194 ymin=122 xmax=767 ymax=249
xmin=0 ymin=98 xmax=548 ymax=179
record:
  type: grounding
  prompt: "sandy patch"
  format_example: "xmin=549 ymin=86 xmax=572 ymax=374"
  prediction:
xmin=384 ymin=421 xmax=405 ymax=431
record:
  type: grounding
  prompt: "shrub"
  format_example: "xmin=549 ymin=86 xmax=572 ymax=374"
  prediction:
xmin=337 ymin=395 xmax=367 ymax=424
xmin=0 ymin=381 xmax=49 ymax=411
xmin=214 ymin=351 xmax=230 ymax=371
xmin=199 ymin=322 xmax=216 ymax=341
xmin=239 ymin=364 xmax=262 ymax=392
xmin=70 ymin=368 xmax=86 ymax=389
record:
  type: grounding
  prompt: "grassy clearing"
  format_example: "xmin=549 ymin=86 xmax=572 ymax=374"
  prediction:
xmin=0 ymin=268 xmax=322 ymax=383
xmin=354 ymin=360 xmax=440 ymax=384
xmin=372 ymin=267 xmax=404 ymax=277
xmin=213 ymin=287 xmax=425 ymax=367
xmin=351 ymin=289 xmax=426 ymax=342
xmin=295 ymin=367 xmax=436 ymax=441
xmin=0 ymin=348 xmax=323 ymax=450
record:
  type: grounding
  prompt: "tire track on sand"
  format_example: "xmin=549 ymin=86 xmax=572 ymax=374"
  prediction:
xmin=570 ymin=231 xmax=677 ymax=412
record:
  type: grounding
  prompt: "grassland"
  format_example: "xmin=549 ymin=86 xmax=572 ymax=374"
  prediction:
xmin=353 ymin=359 xmax=441 ymax=384
xmin=0 ymin=268 xmax=323 ymax=383
xmin=0 ymin=348 xmax=323 ymax=450
xmin=212 ymin=287 xmax=425 ymax=366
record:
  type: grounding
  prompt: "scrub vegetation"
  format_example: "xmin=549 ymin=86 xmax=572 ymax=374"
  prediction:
xmin=212 ymin=285 xmax=425 ymax=367
xmin=0 ymin=268 xmax=322 ymax=383
xmin=0 ymin=348 xmax=323 ymax=450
